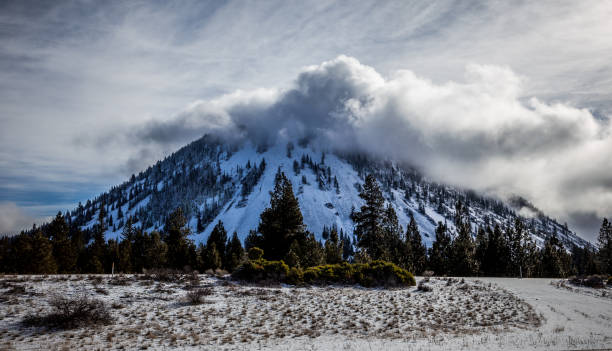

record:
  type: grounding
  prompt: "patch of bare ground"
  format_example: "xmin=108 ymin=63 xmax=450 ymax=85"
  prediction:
xmin=0 ymin=274 xmax=540 ymax=350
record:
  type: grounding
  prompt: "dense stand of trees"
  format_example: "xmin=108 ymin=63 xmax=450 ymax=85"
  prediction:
xmin=351 ymin=175 xmax=604 ymax=278
xmin=0 ymin=173 xmax=610 ymax=278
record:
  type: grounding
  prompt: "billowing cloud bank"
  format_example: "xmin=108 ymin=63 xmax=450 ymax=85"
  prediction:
xmin=136 ymin=56 xmax=611 ymax=239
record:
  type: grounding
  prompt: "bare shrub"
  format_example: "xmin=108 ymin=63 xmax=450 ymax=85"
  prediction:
xmin=94 ymin=287 xmax=109 ymax=295
xmin=187 ymin=271 xmax=200 ymax=285
xmin=417 ymin=280 xmax=433 ymax=292
xmin=109 ymin=275 xmax=131 ymax=286
xmin=3 ymin=283 xmax=26 ymax=295
xmin=111 ymin=302 xmax=125 ymax=309
xmin=23 ymin=294 xmax=113 ymax=329
xmin=185 ymin=287 xmax=213 ymax=305
xmin=88 ymin=275 xmax=103 ymax=286
xmin=144 ymin=268 xmax=183 ymax=283
xmin=569 ymin=275 xmax=605 ymax=288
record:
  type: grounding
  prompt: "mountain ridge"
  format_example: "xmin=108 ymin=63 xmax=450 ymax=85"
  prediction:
xmin=68 ymin=135 xmax=590 ymax=249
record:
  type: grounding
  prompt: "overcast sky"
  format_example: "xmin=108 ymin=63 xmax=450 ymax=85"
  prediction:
xmin=1 ymin=0 xmax=611 ymax=240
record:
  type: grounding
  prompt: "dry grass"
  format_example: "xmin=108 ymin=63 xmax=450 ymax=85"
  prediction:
xmin=0 ymin=274 xmax=542 ymax=350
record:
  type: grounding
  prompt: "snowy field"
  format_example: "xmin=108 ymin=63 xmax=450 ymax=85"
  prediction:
xmin=0 ymin=274 xmax=610 ymax=350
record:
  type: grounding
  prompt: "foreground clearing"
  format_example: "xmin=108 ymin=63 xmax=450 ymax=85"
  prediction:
xmin=0 ymin=275 xmax=608 ymax=350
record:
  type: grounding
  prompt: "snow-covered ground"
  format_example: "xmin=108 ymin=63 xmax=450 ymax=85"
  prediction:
xmin=3 ymin=275 xmax=608 ymax=350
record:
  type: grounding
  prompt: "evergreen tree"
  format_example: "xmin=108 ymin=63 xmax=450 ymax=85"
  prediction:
xmin=340 ymin=230 xmax=354 ymax=261
xmin=117 ymin=218 xmax=136 ymax=273
xmin=597 ymin=218 xmax=612 ymax=274
xmin=428 ymin=222 xmax=451 ymax=275
xmin=353 ymin=174 xmax=386 ymax=260
xmin=322 ymin=226 xmax=330 ymax=240
xmin=145 ymin=230 xmax=168 ymax=269
xmin=203 ymin=242 xmax=222 ymax=270
xmin=449 ymin=201 xmax=477 ymax=276
xmin=48 ymin=212 xmax=77 ymax=273
xmin=475 ymin=226 xmax=488 ymax=276
xmin=12 ymin=233 xmax=33 ymax=273
xmin=256 ymin=170 xmax=307 ymax=264
xmin=324 ymin=226 xmax=343 ymax=264
xmin=31 ymin=229 xmax=57 ymax=274
xmin=224 ymin=232 xmax=244 ymax=272
xmin=207 ymin=221 xmax=228 ymax=267
xmin=196 ymin=214 xmax=205 ymax=233
xmin=297 ymin=234 xmax=325 ymax=267
xmin=164 ymin=207 xmax=192 ymax=270
xmin=382 ymin=204 xmax=406 ymax=266
xmin=407 ymin=213 xmax=427 ymax=274
xmin=522 ymin=236 xmax=540 ymax=278
xmin=71 ymin=227 xmax=87 ymax=274
xmin=87 ymin=204 xmax=107 ymax=273
xmin=483 ymin=224 xmax=509 ymax=276
xmin=571 ymin=244 xmax=599 ymax=276
xmin=244 ymin=229 xmax=262 ymax=251
xmin=541 ymin=232 xmax=569 ymax=277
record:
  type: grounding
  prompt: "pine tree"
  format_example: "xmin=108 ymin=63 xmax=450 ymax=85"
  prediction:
xmin=483 ymin=224 xmax=508 ymax=276
xmin=48 ymin=212 xmax=77 ymax=273
xmin=257 ymin=170 xmax=307 ymax=263
xmin=196 ymin=214 xmax=205 ymax=233
xmin=507 ymin=219 xmax=530 ymax=277
xmin=407 ymin=213 xmax=427 ymax=274
xmin=571 ymin=244 xmax=599 ymax=276
xmin=541 ymin=232 xmax=567 ymax=277
xmin=71 ymin=227 xmax=87 ymax=274
xmin=324 ymin=226 xmax=343 ymax=264
xmin=322 ymin=226 xmax=330 ymax=240
xmin=11 ymin=233 xmax=33 ymax=273
xmin=224 ymin=232 xmax=244 ymax=272
xmin=31 ymin=229 xmax=57 ymax=274
xmin=340 ymin=230 xmax=354 ymax=261
xmin=87 ymin=204 xmax=107 ymax=273
xmin=203 ymin=242 xmax=222 ymax=270
xmin=297 ymin=234 xmax=324 ymax=267
xmin=145 ymin=231 xmax=168 ymax=269
xmin=475 ymin=226 xmax=488 ymax=276
xmin=165 ymin=207 xmax=192 ymax=270
xmin=428 ymin=222 xmax=451 ymax=275
xmin=449 ymin=201 xmax=477 ymax=276
xmin=207 ymin=221 xmax=228 ymax=267
xmin=117 ymin=218 xmax=136 ymax=273
xmin=244 ymin=229 xmax=262 ymax=251
xmin=597 ymin=218 xmax=612 ymax=274
xmin=353 ymin=174 xmax=386 ymax=260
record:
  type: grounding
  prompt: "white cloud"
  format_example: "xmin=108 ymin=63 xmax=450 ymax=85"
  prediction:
xmin=0 ymin=202 xmax=36 ymax=235
xmin=150 ymin=56 xmax=611 ymax=240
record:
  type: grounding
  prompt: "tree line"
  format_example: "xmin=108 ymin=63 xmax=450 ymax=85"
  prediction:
xmin=0 ymin=172 xmax=610 ymax=277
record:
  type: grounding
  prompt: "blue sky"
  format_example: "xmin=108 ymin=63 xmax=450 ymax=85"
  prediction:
xmin=1 ymin=0 xmax=611 ymax=239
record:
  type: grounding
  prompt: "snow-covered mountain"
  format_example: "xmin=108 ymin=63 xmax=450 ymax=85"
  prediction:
xmin=69 ymin=135 xmax=589 ymax=249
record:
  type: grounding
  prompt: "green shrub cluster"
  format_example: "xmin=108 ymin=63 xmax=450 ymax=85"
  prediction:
xmin=232 ymin=254 xmax=415 ymax=288
xmin=231 ymin=258 xmax=289 ymax=283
